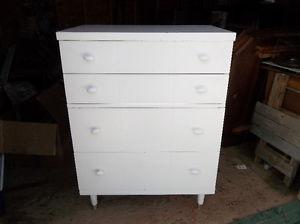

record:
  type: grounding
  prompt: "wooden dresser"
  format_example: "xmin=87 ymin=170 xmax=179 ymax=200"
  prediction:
xmin=56 ymin=25 xmax=235 ymax=208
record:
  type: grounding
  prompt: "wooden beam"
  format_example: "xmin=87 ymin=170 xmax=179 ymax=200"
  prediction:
xmin=283 ymin=159 xmax=299 ymax=186
xmin=253 ymin=102 xmax=300 ymax=147
xmin=256 ymin=143 xmax=295 ymax=178
xmin=253 ymin=70 xmax=299 ymax=188
xmin=251 ymin=125 xmax=300 ymax=161
xmin=264 ymin=70 xmax=276 ymax=104
xmin=267 ymin=73 xmax=289 ymax=108
xmin=287 ymin=75 xmax=300 ymax=91
xmin=255 ymin=102 xmax=300 ymax=131
xmin=253 ymin=113 xmax=300 ymax=147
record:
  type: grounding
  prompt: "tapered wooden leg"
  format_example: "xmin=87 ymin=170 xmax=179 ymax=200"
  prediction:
xmin=197 ymin=194 xmax=205 ymax=205
xmin=90 ymin=195 xmax=98 ymax=209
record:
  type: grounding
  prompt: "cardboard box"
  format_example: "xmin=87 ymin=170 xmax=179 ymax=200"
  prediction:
xmin=0 ymin=120 xmax=58 ymax=156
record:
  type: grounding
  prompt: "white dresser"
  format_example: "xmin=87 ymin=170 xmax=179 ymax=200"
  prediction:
xmin=56 ymin=25 xmax=235 ymax=208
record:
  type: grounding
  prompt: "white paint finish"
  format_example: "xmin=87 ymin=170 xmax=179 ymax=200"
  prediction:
xmin=64 ymin=74 xmax=229 ymax=104
xmin=197 ymin=194 xmax=205 ymax=205
xmin=56 ymin=25 xmax=236 ymax=41
xmin=75 ymin=153 xmax=146 ymax=195
xmin=75 ymin=152 xmax=219 ymax=195
xmin=68 ymin=108 xmax=225 ymax=152
xmin=57 ymin=25 xmax=235 ymax=205
xmin=90 ymin=195 xmax=98 ymax=209
xmin=68 ymin=103 xmax=226 ymax=108
xmin=143 ymin=152 xmax=219 ymax=194
xmin=59 ymin=41 xmax=233 ymax=74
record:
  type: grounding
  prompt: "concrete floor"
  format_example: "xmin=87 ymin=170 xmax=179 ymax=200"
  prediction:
xmin=1 ymin=144 xmax=298 ymax=224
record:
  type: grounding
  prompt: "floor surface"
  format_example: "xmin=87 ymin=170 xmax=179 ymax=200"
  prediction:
xmin=1 ymin=144 xmax=298 ymax=224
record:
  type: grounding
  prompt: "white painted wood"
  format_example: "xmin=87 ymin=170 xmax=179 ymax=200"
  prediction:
xmin=90 ymin=195 xmax=98 ymax=209
xmin=74 ymin=152 xmax=219 ymax=195
xmin=143 ymin=152 xmax=219 ymax=194
xmin=75 ymin=153 xmax=146 ymax=195
xmin=59 ymin=41 xmax=233 ymax=74
xmin=68 ymin=103 xmax=226 ymax=108
xmin=197 ymin=194 xmax=205 ymax=205
xmin=57 ymin=25 xmax=235 ymax=206
xmin=63 ymin=74 xmax=229 ymax=105
xmin=56 ymin=25 xmax=236 ymax=41
xmin=68 ymin=108 xmax=225 ymax=152
xmin=251 ymin=125 xmax=300 ymax=161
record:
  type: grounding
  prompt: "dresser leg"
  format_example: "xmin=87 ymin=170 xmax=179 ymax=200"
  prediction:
xmin=90 ymin=195 xmax=98 ymax=209
xmin=197 ymin=194 xmax=205 ymax=206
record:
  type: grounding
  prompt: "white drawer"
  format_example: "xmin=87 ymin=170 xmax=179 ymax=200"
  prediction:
xmin=74 ymin=152 xmax=219 ymax=195
xmin=59 ymin=41 xmax=233 ymax=74
xmin=68 ymin=108 xmax=224 ymax=152
xmin=64 ymin=74 xmax=228 ymax=105
xmin=75 ymin=153 xmax=145 ymax=195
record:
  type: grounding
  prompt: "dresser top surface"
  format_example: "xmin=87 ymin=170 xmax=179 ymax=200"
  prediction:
xmin=56 ymin=25 xmax=236 ymax=41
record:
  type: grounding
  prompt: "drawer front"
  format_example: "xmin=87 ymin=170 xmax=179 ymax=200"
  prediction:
xmin=64 ymin=74 xmax=229 ymax=105
xmin=74 ymin=153 xmax=145 ymax=195
xmin=59 ymin=41 xmax=233 ymax=74
xmin=74 ymin=152 xmax=219 ymax=195
xmin=68 ymin=108 xmax=224 ymax=152
xmin=143 ymin=152 xmax=219 ymax=194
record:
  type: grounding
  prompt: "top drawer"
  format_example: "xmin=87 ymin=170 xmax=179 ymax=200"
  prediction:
xmin=59 ymin=41 xmax=233 ymax=74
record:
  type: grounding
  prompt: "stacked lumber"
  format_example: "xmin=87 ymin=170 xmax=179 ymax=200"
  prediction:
xmin=251 ymin=70 xmax=300 ymax=187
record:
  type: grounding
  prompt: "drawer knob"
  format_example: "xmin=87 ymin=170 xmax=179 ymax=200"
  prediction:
xmin=195 ymin=85 xmax=207 ymax=94
xmin=198 ymin=54 xmax=210 ymax=62
xmin=86 ymin=85 xmax=97 ymax=94
xmin=95 ymin=169 xmax=104 ymax=176
xmin=90 ymin=127 xmax=100 ymax=135
xmin=192 ymin=127 xmax=204 ymax=135
xmin=189 ymin=168 xmax=201 ymax=175
xmin=83 ymin=53 xmax=95 ymax=62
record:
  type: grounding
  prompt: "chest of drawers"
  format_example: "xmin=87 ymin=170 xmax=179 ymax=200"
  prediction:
xmin=56 ymin=25 xmax=235 ymax=208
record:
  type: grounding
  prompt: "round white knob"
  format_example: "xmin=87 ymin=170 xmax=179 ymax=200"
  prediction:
xmin=198 ymin=54 xmax=209 ymax=62
xmin=90 ymin=127 xmax=100 ymax=135
xmin=192 ymin=127 xmax=204 ymax=135
xmin=83 ymin=53 xmax=94 ymax=62
xmin=195 ymin=85 xmax=207 ymax=94
xmin=95 ymin=169 xmax=104 ymax=176
xmin=86 ymin=85 xmax=97 ymax=94
xmin=189 ymin=168 xmax=201 ymax=175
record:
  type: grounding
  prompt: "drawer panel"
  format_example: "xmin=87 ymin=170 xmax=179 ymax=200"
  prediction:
xmin=64 ymin=74 xmax=229 ymax=105
xmin=68 ymin=108 xmax=224 ymax=152
xmin=74 ymin=152 xmax=219 ymax=195
xmin=75 ymin=153 xmax=145 ymax=195
xmin=144 ymin=151 xmax=219 ymax=194
xmin=59 ymin=41 xmax=233 ymax=74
